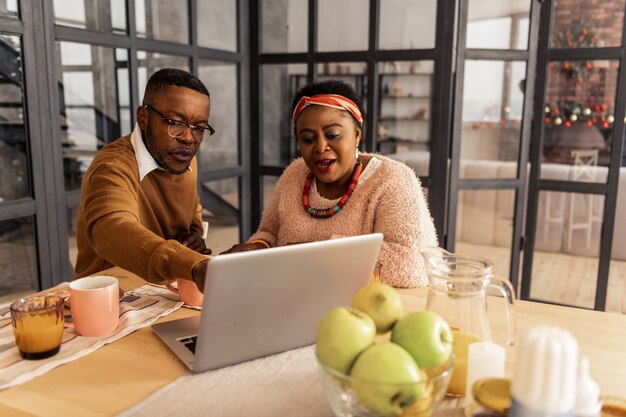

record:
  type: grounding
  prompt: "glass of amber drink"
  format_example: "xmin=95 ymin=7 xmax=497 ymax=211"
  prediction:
xmin=10 ymin=295 xmax=65 ymax=360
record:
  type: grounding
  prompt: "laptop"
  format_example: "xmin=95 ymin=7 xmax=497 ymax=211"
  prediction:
xmin=152 ymin=233 xmax=383 ymax=372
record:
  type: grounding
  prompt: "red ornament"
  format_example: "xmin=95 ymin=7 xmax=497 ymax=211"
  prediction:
xmin=565 ymin=32 xmax=571 ymax=39
xmin=602 ymin=122 xmax=609 ymax=129
xmin=582 ymin=28 xmax=588 ymax=35
xmin=550 ymin=62 xmax=555 ymax=68
xmin=565 ymin=121 xmax=572 ymax=127
xmin=601 ymin=104 xmax=608 ymax=111
xmin=545 ymin=117 xmax=551 ymax=123
xmin=585 ymin=62 xmax=592 ymax=69
xmin=586 ymin=120 xmax=593 ymax=127
xmin=554 ymin=108 xmax=560 ymax=114
xmin=563 ymin=63 xmax=570 ymax=69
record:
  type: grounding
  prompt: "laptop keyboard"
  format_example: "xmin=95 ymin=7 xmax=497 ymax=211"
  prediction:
xmin=179 ymin=336 xmax=197 ymax=354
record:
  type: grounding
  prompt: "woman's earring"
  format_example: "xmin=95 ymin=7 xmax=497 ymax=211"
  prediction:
xmin=355 ymin=146 xmax=360 ymax=161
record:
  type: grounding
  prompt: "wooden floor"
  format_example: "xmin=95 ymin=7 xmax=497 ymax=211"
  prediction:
xmin=456 ymin=241 xmax=626 ymax=314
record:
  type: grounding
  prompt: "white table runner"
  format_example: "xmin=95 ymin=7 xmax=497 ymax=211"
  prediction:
xmin=0 ymin=284 xmax=183 ymax=390
xmin=117 ymin=345 xmax=334 ymax=417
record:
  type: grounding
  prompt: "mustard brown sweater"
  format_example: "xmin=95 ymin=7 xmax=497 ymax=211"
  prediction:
xmin=249 ymin=154 xmax=438 ymax=287
xmin=74 ymin=135 xmax=206 ymax=284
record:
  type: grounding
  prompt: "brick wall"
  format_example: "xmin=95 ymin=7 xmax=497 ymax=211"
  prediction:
xmin=547 ymin=0 xmax=624 ymax=112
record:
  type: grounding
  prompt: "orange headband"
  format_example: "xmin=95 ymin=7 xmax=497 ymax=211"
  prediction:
xmin=292 ymin=94 xmax=363 ymax=124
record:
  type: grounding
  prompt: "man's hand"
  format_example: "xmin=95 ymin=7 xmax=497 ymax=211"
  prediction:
xmin=179 ymin=230 xmax=212 ymax=255
xmin=191 ymin=258 xmax=209 ymax=293
xmin=220 ymin=241 xmax=269 ymax=255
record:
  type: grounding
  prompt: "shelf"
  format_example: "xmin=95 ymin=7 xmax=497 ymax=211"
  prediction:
xmin=379 ymin=117 xmax=430 ymax=122
xmin=378 ymin=136 xmax=429 ymax=144
xmin=380 ymin=73 xmax=433 ymax=77
xmin=381 ymin=95 xmax=430 ymax=99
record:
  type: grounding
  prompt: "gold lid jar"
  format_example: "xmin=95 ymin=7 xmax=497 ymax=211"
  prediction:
xmin=465 ymin=378 xmax=512 ymax=417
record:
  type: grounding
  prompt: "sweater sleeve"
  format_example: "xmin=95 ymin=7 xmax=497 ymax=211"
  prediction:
xmin=248 ymin=176 xmax=285 ymax=246
xmin=248 ymin=161 xmax=304 ymax=246
xmin=372 ymin=163 xmax=438 ymax=288
xmin=83 ymin=162 xmax=206 ymax=284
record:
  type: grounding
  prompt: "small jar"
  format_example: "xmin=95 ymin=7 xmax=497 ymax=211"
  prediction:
xmin=465 ymin=378 xmax=512 ymax=417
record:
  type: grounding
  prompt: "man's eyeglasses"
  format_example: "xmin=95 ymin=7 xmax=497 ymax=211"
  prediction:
xmin=144 ymin=104 xmax=215 ymax=144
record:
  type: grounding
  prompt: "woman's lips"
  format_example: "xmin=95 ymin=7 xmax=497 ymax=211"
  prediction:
xmin=315 ymin=159 xmax=336 ymax=173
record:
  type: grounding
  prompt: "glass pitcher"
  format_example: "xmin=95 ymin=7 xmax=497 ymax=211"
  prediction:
xmin=421 ymin=247 xmax=516 ymax=396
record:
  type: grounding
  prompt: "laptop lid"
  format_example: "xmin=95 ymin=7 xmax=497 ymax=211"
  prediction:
xmin=153 ymin=233 xmax=383 ymax=373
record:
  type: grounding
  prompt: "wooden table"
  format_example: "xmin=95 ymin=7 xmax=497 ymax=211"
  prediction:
xmin=0 ymin=267 xmax=624 ymax=416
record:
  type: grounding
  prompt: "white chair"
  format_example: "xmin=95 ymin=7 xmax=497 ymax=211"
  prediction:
xmin=566 ymin=149 xmax=601 ymax=250
xmin=543 ymin=190 xmax=566 ymax=245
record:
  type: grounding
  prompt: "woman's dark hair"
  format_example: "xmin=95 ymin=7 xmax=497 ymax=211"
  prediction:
xmin=291 ymin=80 xmax=365 ymax=126
xmin=142 ymin=68 xmax=210 ymax=104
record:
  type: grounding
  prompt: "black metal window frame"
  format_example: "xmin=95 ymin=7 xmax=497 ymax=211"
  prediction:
xmin=249 ymin=0 xmax=457 ymax=238
xmin=0 ymin=0 xmax=250 ymax=290
xmin=447 ymin=0 xmax=541 ymax=294
xmin=0 ymin=2 xmax=57 ymax=291
xmin=521 ymin=0 xmax=626 ymax=311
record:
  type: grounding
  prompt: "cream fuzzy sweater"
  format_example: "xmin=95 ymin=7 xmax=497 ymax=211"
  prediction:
xmin=250 ymin=154 xmax=437 ymax=287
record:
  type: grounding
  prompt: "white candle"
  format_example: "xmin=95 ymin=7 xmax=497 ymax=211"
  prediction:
xmin=465 ymin=341 xmax=506 ymax=401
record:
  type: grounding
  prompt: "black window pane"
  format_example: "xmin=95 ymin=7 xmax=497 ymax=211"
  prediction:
xmin=551 ymin=0 xmax=625 ymax=48
xmin=0 ymin=0 xmax=18 ymax=18
xmin=53 ymin=0 xmax=127 ymax=34
xmin=57 ymin=42 xmax=131 ymax=191
xmin=542 ymin=60 xmax=619 ymax=182
xmin=0 ymin=217 xmax=38 ymax=304
xmin=261 ymin=0 xmax=307 ymax=53
xmin=198 ymin=61 xmax=238 ymax=170
xmin=0 ymin=34 xmax=31 ymax=201
xmin=379 ymin=0 xmax=437 ymax=50
xmin=136 ymin=0 xmax=188 ymax=44
xmin=317 ymin=0 xmax=368 ymax=52
xmin=198 ymin=0 xmax=237 ymax=52
xmin=261 ymin=64 xmax=307 ymax=166
xmin=466 ymin=0 xmax=531 ymax=50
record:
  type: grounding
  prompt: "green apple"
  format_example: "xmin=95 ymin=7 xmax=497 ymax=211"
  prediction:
xmin=391 ymin=311 xmax=453 ymax=370
xmin=316 ymin=307 xmax=376 ymax=375
xmin=350 ymin=342 xmax=425 ymax=417
xmin=352 ymin=282 xmax=404 ymax=334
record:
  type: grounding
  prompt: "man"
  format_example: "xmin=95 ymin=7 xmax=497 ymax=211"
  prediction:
xmin=74 ymin=68 xmax=212 ymax=291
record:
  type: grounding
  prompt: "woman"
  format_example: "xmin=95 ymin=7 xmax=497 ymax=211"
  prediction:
xmin=226 ymin=80 xmax=437 ymax=287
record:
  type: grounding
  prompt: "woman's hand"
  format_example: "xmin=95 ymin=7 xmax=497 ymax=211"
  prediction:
xmin=220 ymin=241 xmax=270 ymax=255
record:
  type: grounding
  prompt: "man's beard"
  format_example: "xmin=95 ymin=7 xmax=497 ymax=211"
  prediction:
xmin=144 ymin=123 xmax=190 ymax=175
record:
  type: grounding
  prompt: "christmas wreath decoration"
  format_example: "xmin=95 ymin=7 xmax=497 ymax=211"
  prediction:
xmin=544 ymin=100 xmax=614 ymax=132
xmin=551 ymin=20 xmax=599 ymax=83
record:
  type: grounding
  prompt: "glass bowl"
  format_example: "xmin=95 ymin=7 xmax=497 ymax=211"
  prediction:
xmin=317 ymin=355 xmax=454 ymax=417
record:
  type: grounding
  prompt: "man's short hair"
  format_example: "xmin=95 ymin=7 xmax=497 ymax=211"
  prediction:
xmin=142 ymin=68 xmax=210 ymax=104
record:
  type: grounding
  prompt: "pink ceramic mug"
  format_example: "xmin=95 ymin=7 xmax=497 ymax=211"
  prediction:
xmin=165 ymin=279 xmax=204 ymax=307
xmin=69 ymin=276 xmax=119 ymax=337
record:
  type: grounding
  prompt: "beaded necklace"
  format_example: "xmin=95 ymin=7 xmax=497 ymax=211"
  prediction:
xmin=302 ymin=162 xmax=363 ymax=218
